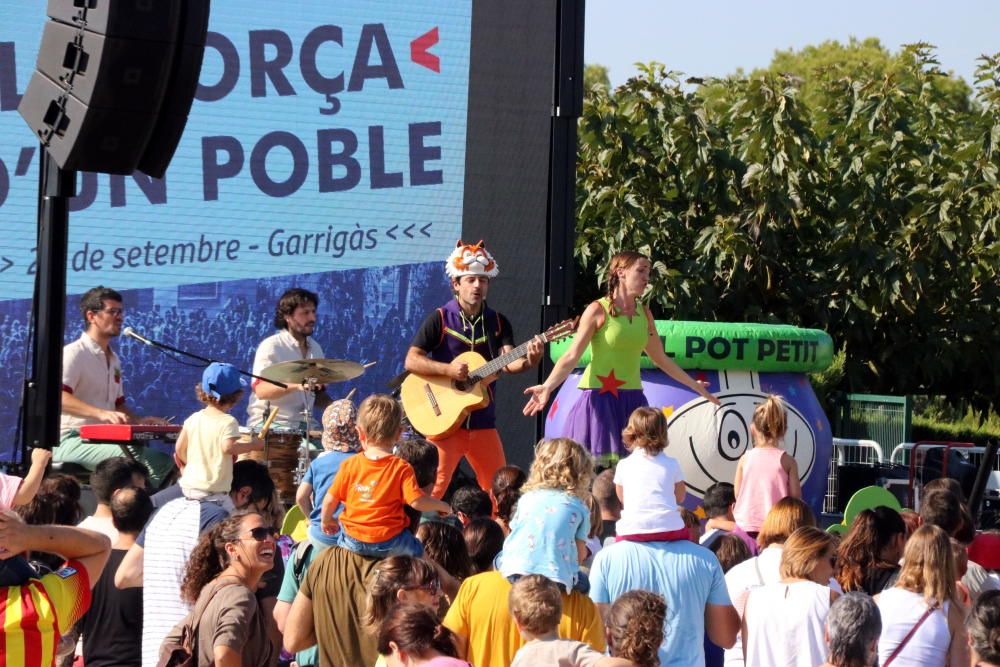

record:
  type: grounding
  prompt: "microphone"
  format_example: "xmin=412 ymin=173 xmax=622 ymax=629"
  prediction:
xmin=122 ymin=327 xmax=154 ymax=346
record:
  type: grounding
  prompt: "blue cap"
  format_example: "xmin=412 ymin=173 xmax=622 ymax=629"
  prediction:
xmin=201 ymin=362 xmax=246 ymax=399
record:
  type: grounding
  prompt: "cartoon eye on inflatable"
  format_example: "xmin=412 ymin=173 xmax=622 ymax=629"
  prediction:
xmin=715 ymin=405 xmax=751 ymax=462
xmin=667 ymin=371 xmax=817 ymax=498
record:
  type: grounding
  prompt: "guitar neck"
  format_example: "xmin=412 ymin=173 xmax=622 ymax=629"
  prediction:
xmin=469 ymin=339 xmax=535 ymax=381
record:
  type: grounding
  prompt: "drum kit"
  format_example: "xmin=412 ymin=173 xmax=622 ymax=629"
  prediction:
xmin=241 ymin=357 xmax=368 ymax=505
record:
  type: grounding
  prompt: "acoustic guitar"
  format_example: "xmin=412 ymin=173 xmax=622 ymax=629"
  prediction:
xmin=400 ymin=319 xmax=577 ymax=438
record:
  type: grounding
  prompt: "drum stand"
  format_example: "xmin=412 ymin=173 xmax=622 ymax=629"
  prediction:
xmin=294 ymin=378 xmax=320 ymax=489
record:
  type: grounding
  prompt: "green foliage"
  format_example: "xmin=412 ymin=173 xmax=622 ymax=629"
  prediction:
xmin=762 ymin=38 xmax=973 ymax=118
xmin=584 ymin=64 xmax=611 ymax=92
xmin=575 ymin=45 xmax=1000 ymax=409
xmin=912 ymin=414 xmax=1000 ymax=447
xmin=809 ymin=349 xmax=846 ymax=415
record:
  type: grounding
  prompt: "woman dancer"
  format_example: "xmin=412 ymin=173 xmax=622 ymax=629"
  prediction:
xmin=524 ymin=251 xmax=719 ymax=459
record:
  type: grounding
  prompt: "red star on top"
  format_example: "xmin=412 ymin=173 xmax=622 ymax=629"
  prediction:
xmin=596 ymin=369 xmax=627 ymax=397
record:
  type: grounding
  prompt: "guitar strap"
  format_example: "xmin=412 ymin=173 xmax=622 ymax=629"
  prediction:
xmin=436 ymin=308 xmax=446 ymax=347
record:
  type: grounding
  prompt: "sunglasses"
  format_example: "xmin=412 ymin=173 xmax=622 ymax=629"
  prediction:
xmin=405 ymin=579 xmax=441 ymax=595
xmin=241 ymin=526 xmax=278 ymax=542
xmin=99 ymin=307 xmax=125 ymax=316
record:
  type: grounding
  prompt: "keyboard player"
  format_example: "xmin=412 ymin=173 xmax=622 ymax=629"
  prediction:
xmin=54 ymin=286 xmax=174 ymax=486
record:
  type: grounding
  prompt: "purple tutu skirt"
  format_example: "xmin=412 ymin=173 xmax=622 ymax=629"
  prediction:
xmin=564 ymin=389 xmax=648 ymax=459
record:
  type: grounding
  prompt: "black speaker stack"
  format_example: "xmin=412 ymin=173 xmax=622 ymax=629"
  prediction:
xmin=17 ymin=0 xmax=210 ymax=177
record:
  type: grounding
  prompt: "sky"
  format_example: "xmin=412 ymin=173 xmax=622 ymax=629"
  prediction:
xmin=584 ymin=1 xmax=997 ymax=89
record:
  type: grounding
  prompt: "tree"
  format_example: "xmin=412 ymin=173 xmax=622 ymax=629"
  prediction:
xmin=584 ymin=63 xmax=611 ymax=92
xmin=574 ymin=46 xmax=999 ymax=409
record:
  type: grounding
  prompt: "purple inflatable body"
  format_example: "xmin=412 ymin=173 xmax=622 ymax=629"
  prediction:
xmin=544 ymin=368 xmax=832 ymax=516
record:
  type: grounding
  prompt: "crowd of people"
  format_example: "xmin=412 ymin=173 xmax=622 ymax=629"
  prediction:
xmin=2 ymin=385 xmax=999 ymax=667
xmin=2 ymin=248 xmax=999 ymax=666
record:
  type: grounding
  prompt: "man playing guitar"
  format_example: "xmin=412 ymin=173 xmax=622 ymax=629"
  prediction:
xmin=404 ymin=241 xmax=543 ymax=498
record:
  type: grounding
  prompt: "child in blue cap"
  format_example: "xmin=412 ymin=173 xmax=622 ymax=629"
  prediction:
xmin=176 ymin=363 xmax=264 ymax=510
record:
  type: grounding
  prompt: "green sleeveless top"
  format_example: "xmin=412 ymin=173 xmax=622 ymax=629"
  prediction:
xmin=577 ymin=297 xmax=648 ymax=391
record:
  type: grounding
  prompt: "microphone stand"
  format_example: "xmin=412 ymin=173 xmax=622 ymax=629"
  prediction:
xmin=125 ymin=330 xmax=287 ymax=390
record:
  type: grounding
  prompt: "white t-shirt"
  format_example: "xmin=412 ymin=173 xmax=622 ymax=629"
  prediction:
xmin=743 ymin=581 xmax=831 ymax=667
xmin=178 ymin=408 xmax=241 ymax=495
xmin=61 ymin=332 xmax=125 ymax=436
xmin=724 ymin=546 xmax=843 ymax=667
xmin=78 ymin=514 xmax=119 ymax=546
xmin=613 ymin=448 xmax=684 ymax=534
xmin=246 ymin=330 xmax=324 ymax=427
xmin=877 ymin=588 xmax=951 ymax=667
xmin=139 ymin=497 xmax=228 ymax=667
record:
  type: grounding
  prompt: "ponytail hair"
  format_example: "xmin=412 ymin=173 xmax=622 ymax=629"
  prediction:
xmin=752 ymin=394 xmax=788 ymax=443
xmin=605 ymin=251 xmax=649 ymax=317
xmin=376 ymin=603 xmax=459 ymax=659
xmin=491 ymin=465 xmax=527 ymax=525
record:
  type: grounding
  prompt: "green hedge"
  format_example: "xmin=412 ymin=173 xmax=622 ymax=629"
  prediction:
xmin=912 ymin=415 xmax=1000 ymax=447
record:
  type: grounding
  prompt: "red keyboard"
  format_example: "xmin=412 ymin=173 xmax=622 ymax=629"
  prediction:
xmin=80 ymin=424 xmax=181 ymax=442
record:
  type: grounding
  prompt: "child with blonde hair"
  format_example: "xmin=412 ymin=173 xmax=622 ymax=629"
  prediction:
xmin=733 ymin=395 xmax=801 ymax=535
xmin=499 ymin=437 xmax=594 ymax=592
xmin=321 ymin=394 xmax=451 ymax=558
xmin=177 ymin=363 xmax=264 ymax=509
xmin=613 ymin=406 xmax=688 ymax=542
xmin=509 ymin=575 xmax=633 ymax=667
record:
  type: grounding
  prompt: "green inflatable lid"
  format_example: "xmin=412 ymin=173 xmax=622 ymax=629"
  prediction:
xmin=549 ymin=320 xmax=833 ymax=373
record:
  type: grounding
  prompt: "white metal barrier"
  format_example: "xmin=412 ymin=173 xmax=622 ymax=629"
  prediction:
xmin=825 ymin=438 xmax=886 ymax=514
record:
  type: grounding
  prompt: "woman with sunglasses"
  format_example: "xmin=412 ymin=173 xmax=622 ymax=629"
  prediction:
xmin=741 ymin=526 xmax=840 ymax=667
xmin=365 ymin=556 xmax=444 ymax=667
xmin=161 ymin=511 xmax=279 ymax=666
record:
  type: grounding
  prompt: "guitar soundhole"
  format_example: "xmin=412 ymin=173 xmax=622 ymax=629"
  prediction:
xmin=453 ymin=380 xmax=468 ymax=392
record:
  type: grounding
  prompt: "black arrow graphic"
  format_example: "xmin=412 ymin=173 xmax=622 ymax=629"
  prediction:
xmin=420 ymin=223 xmax=432 ymax=237
xmin=386 ymin=225 xmax=398 ymax=240
xmin=403 ymin=224 xmax=416 ymax=238
xmin=0 ymin=257 xmax=13 ymax=273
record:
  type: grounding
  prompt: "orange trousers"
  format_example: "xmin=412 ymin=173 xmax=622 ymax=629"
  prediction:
xmin=429 ymin=427 xmax=506 ymax=499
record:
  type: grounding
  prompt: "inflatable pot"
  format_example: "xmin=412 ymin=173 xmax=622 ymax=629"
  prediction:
xmin=545 ymin=321 xmax=835 ymax=514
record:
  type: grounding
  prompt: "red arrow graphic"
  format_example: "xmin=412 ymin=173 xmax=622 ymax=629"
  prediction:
xmin=411 ymin=27 xmax=440 ymax=73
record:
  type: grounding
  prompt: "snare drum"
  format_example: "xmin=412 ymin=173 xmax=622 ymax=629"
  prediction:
xmin=239 ymin=427 xmax=306 ymax=504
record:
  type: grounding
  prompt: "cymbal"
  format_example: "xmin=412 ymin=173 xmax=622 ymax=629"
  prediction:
xmin=260 ymin=358 xmax=366 ymax=385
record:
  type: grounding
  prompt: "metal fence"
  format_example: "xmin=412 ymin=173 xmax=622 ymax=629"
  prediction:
xmin=823 ymin=438 xmax=886 ymax=515
xmin=832 ymin=393 xmax=912 ymax=449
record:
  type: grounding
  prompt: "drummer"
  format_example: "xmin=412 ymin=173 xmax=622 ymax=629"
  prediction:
xmin=247 ymin=288 xmax=332 ymax=430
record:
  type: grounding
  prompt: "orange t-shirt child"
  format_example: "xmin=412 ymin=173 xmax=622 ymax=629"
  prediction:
xmin=326 ymin=453 xmax=426 ymax=558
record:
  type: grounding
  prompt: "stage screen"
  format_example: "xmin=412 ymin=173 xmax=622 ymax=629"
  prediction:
xmin=0 ymin=1 xmax=556 ymax=466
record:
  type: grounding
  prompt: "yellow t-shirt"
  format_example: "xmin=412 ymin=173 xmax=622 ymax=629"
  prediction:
xmin=443 ymin=571 xmax=606 ymax=667
xmin=179 ymin=407 xmax=241 ymax=495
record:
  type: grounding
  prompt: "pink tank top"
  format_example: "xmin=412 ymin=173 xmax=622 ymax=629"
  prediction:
xmin=733 ymin=447 xmax=791 ymax=532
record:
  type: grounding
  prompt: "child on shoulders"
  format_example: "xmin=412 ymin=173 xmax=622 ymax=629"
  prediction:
xmin=321 ymin=394 xmax=451 ymax=558
xmin=177 ymin=362 xmax=264 ymax=510
xmin=733 ymin=394 xmax=801 ymax=536
xmin=0 ymin=446 xmax=52 ymax=585
xmin=499 ymin=438 xmax=593 ymax=592
xmin=295 ymin=398 xmax=360 ymax=549
xmin=613 ymin=407 xmax=689 ymax=542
